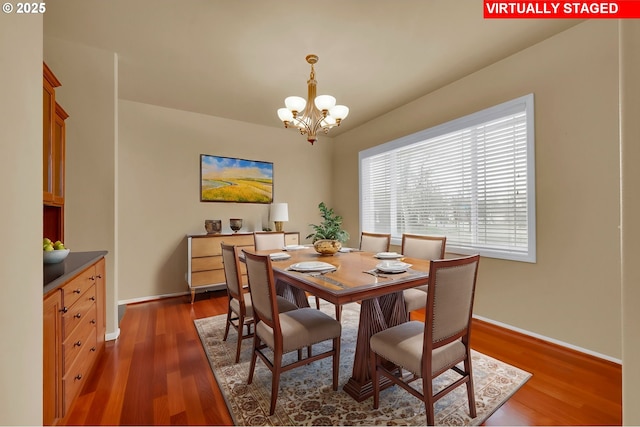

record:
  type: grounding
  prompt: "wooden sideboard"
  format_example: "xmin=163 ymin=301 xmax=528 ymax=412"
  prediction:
xmin=43 ymin=252 xmax=107 ymax=425
xmin=186 ymin=232 xmax=300 ymax=303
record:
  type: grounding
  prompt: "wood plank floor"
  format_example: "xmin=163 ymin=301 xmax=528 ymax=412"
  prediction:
xmin=62 ymin=291 xmax=621 ymax=426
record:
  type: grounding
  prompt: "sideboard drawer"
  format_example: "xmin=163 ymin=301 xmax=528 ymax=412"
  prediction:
xmin=62 ymin=305 xmax=97 ymax=373
xmin=62 ymin=265 xmax=96 ymax=308
xmin=192 ymin=269 xmax=226 ymax=287
xmin=62 ymin=285 xmax=96 ymax=340
xmin=191 ymin=256 xmax=224 ymax=272
xmin=62 ymin=330 xmax=98 ymax=415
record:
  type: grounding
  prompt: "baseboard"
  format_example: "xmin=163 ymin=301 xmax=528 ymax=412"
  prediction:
xmin=473 ymin=314 xmax=621 ymax=365
xmin=116 ymin=292 xmax=620 ymax=365
xmin=118 ymin=290 xmax=191 ymax=305
xmin=106 ymin=327 xmax=120 ymax=341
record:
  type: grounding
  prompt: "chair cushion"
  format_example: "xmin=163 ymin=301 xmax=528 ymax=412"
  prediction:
xmin=230 ymin=293 xmax=254 ymax=318
xmin=256 ymin=308 xmax=341 ymax=353
xmin=370 ymin=321 xmax=466 ymax=376
xmin=403 ymin=287 xmax=428 ymax=312
xmin=276 ymin=296 xmax=299 ymax=313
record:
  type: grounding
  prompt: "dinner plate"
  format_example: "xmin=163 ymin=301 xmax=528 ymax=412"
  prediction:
xmin=289 ymin=261 xmax=336 ymax=272
xmin=269 ymin=252 xmax=291 ymax=260
xmin=376 ymin=261 xmax=412 ymax=273
xmin=283 ymin=245 xmax=306 ymax=251
xmin=375 ymin=252 xmax=404 ymax=259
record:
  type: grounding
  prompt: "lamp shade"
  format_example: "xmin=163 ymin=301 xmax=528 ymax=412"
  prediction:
xmin=270 ymin=203 xmax=289 ymax=222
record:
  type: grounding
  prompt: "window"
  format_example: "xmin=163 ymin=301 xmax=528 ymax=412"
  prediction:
xmin=359 ymin=94 xmax=535 ymax=262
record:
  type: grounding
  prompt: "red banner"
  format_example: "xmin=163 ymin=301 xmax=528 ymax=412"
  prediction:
xmin=484 ymin=0 xmax=640 ymax=18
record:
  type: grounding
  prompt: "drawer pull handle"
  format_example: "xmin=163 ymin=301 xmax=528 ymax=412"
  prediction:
xmin=74 ymin=313 xmax=81 ymax=319
xmin=90 ymin=296 xmax=96 ymax=301
xmin=73 ymin=288 xmax=81 ymax=294
xmin=74 ymin=340 xmax=82 ymax=347
xmin=90 ymin=319 xmax=96 ymax=324
xmin=91 ymin=347 xmax=96 ymax=352
xmin=89 ymin=276 xmax=96 ymax=281
xmin=96 ymin=274 xmax=102 ymax=279
xmin=75 ymin=374 xmax=83 ymax=381
xmin=60 ymin=307 xmax=68 ymax=314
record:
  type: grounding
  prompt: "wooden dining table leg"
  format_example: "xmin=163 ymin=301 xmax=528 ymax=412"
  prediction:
xmin=275 ymin=279 xmax=310 ymax=308
xmin=343 ymin=294 xmax=400 ymax=402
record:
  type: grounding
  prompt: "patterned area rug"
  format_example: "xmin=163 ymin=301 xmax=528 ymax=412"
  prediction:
xmin=194 ymin=301 xmax=531 ymax=426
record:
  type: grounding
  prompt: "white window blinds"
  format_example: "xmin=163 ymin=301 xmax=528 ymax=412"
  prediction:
xmin=359 ymin=94 xmax=536 ymax=262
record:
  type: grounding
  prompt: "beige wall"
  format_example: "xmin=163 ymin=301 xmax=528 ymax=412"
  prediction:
xmin=117 ymin=100 xmax=333 ymax=301
xmin=333 ymin=20 xmax=622 ymax=359
xmin=0 ymin=14 xmax=43 ymax=426
xmin=621 ymin=20 xmax=640 ymax=426
xmin=44 ymin=37 xmax=119 ymax=338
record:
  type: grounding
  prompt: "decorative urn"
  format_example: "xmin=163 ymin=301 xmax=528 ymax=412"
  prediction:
xmin=313 ymin=239 xmax=342 ymax=256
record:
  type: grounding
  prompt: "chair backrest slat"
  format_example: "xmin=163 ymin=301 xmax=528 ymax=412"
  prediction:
xmin=221 ymin=243 xmax=243 ymax=300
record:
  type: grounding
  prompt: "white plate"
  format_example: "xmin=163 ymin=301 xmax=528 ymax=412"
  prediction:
xmin=269 ymin=252 xmax=291 ymax=260
xmin=376 ymin=261 xmax=412 ymax=273
xmin=289 ymin=261 xmax=336 ymax=272
xmin=283 ymin=245 xmax=306 ymax=251
xmin=339 ymin=247 xmax=354 ymax=253
xmin=375 ymin=252 xmax=404 ymax=259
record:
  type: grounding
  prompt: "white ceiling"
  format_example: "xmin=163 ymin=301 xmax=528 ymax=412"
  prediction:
xmin=44 ymin=0 xmax=580 ymax=136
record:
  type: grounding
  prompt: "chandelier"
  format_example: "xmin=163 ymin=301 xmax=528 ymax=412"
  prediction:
xmin=277 ymin=54 xmax=349 ymax=145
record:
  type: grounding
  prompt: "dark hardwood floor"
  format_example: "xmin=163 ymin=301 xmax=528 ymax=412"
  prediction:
xmin=63 ymin=291 xmax=621 ymax=426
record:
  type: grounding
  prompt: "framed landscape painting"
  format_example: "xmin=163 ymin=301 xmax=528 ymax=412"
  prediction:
xmin=200 ymin=154 xmax=274 ymax=203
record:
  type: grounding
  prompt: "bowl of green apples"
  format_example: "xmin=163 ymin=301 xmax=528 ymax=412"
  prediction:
xmin=43 ymin=238 xmax=70 ymax=264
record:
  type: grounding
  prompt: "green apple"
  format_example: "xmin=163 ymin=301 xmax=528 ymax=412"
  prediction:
xmin=54 ymin=241 xmax=65 ymax=250
xmin=44 ymin=244 xmax=54 ymax=251
xmin=43 ymin=237 xmax=52 ymax=245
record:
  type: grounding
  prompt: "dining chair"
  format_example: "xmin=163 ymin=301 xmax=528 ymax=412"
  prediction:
xmin=220 ymin=243 xmax=298 ymax=363
xmin=243 ymin=250 xmax=342 ymax=415
xmin=401 ymin=234 xmax=447 ymax=314
xmin=359 ymin=231 xmax=391 ymax=253
xmin=370 ymin=254 xmax=480 ymax=426
xmin=253 ymin=231 xmax=286 ymax=251
xmin=254 ymin=231 xmax=323 ymax=311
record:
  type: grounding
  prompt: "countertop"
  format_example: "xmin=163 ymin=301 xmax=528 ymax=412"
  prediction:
xmin=43 ymin=250 xmax=108 ymax=295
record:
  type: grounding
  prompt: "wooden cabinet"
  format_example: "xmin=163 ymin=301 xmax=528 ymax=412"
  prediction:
xmin=186 ymin=232 xmax=299 ymax=303
xmin=43 ymin=62 xmax=67 ymax=242
xmin=43 ymin=256 xmax=106 ymax=425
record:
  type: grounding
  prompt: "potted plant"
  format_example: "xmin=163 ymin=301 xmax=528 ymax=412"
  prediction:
xmin=306 ymin=202 xmax=350 ymax=255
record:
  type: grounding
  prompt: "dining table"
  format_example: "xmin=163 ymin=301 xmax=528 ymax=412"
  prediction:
xmin=250 ymin=246 xmax=431 ymax=402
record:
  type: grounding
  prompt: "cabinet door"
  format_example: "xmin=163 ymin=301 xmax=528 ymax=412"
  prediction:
xmin=44 ymin=290 xmax=63 ymax=425
xmin=52 ymin=103 xmax=67 ymax=205
xmin=43 ymin=77 xmax=55 ymax=203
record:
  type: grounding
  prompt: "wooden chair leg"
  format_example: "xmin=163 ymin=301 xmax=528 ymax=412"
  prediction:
xmin=223 ymin=309 xmax=232 ymax=341
xmin=332 ymin=337 xmax=340 ymax=390
xmin=234 ymin=313 xmax=244 ymax=363
xmin=269 ymin=351 xmax=283 ymax=415
xmin=247 ymin=335 xmax=259 ymax=385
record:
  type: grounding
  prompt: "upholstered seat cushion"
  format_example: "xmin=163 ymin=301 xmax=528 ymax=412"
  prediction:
xmin=370 ymin=321 xmax=466 ymax=376
xmin=403 ymin=286 xmax=428 ymax=312
xmin=231 ymin=293 xmax=297 ymax=319
xmin=256 ymin=307 xmax=341 ymax=353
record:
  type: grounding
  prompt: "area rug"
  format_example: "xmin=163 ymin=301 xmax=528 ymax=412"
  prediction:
xmin=194 ymin=300 xmax=531 ymax=426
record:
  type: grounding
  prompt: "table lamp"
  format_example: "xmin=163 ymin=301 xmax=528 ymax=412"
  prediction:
xmin=270 ymin=203 xmax=289 ymax=232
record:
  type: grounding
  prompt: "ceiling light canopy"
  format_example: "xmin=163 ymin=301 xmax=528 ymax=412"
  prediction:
xmin=277 ymin=54 xmax=349 ymax=145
